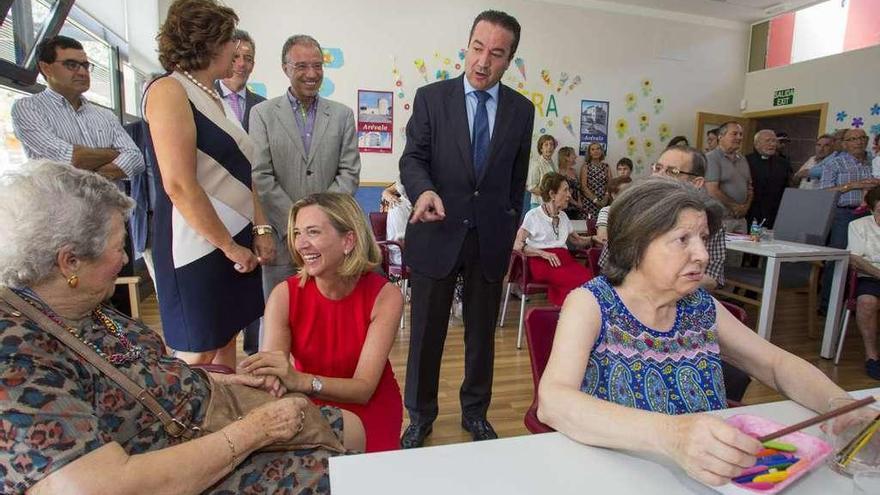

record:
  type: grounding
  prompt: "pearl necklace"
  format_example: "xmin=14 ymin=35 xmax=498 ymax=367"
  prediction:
xmin=177 ymin=67 xmax=221 ymax=101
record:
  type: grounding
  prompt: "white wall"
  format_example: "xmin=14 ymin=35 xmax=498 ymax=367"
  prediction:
xmin=743 ymin=45 xmax=880 ymax=135
xmin=219 ymin=0 xmax=748 ymax=182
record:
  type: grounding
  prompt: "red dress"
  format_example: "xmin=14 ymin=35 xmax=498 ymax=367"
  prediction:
xmin=287 ymin=272 xmax=403 ymax=452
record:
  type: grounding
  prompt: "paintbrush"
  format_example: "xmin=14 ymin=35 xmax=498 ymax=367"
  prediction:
xmin=757 ymin=396 xmax=877 ymax=443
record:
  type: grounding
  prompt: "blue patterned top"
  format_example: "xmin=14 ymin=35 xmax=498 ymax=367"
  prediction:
xmin=579 ymin=276 xmax=727 ymax=414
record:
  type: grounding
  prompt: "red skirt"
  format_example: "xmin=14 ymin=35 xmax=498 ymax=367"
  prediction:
xmin=527 ymin=248 xmax=594 ymax=306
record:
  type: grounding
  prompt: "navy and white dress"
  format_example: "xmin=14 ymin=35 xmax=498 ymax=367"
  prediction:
xmin=145 ymin=72 xmax=263 ymax=352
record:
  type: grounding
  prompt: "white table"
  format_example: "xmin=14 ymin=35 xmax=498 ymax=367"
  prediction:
xmin=330 ymin=388 xmax=880 ymax=495
xmin=725 ymin=239 xmax=849 ymax=359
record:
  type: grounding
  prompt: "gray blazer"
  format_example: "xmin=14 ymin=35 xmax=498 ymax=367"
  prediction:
xmin=250 ymin=95 xmax=361 ymax=264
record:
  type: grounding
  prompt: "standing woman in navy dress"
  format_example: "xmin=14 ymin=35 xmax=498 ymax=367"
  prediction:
xmin=145 ymin=0 xmax=274 ymax=367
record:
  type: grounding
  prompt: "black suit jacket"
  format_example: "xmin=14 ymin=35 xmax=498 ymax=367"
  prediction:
xmin=746 ymin=151 xmax=792 ymax=229
xmin=400 ymin=75 xmax=534 ymax=281
xmin=214 ymin=81 xmax=267 ymax=132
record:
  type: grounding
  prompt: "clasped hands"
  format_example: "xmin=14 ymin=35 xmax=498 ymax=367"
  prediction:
xmin=230 ymin=350 xmax=312 ymax=398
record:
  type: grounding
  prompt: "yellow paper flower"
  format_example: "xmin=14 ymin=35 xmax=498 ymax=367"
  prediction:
xmin=638 ymin=113 xmax=650 ymax=132
xmin=615 ymin=118 xmax=629 ymax=137
xmin=658 ymin=123 xmax=671 ymax=141
xmin=644 ymin=138 xmax=655 ymax=154
xmin=626 ymin=137 xmax=637 ymax=156
xmin=625 ymin=92 xmax=637 ymax=111
xmin=641 ymin=78 xmax=653 ymax=96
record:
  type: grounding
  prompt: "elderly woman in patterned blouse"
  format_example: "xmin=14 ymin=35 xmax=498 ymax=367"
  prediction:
xmin=538 ymin=177 xmax=850 ymax=487
xmin=0 ymin=161 xmax=364 ymax=494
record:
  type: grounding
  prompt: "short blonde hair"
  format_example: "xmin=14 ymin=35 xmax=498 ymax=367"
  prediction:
xmin=287 ymin=193 xmax=381 ymax=287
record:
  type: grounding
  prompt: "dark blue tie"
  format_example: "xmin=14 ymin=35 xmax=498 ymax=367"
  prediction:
xmin=472 ymin=91 xmax=491 ymax=178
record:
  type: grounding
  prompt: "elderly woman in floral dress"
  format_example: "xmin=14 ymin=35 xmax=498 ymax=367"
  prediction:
xmin=0 ymin=161 xmax=364 ymax=494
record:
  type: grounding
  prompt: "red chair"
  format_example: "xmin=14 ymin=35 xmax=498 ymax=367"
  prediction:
xmin=499 ymin=250 xmax=550 ymax=349
xmin=523 ymin=307 xmax=559 ymax=434
xmin=720 ymin=300 xmax=748 ymax=326
xmin=834 ymin=269 xmax=860 ymax=365
xmin=368 ymin=212 xmax=409 ymax=329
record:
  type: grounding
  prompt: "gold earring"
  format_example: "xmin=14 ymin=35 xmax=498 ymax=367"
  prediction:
xmin=66 ymin=274 xmax=79 ymax=288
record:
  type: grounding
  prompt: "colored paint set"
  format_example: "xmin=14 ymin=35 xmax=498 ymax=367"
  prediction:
xmin=716 ymin=414 xmax=833 ymax=494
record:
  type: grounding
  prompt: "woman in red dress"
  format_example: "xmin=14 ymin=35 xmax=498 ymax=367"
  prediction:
xmin=514 ymin=173 xmax=595 ymax=306
xmin=240 ymin=193 xmax=404 ymax=452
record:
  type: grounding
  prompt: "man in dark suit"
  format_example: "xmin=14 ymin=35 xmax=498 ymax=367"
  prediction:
xmin=399 ymin=10 xmax=534 ymax=448
xmin=215 ymin=29 xmax=265 ymax=132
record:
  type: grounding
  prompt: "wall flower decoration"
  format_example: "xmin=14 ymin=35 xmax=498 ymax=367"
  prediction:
xmin=852 ymin=117 xmax=864 ymax=128
xmin=871 ymin=123 xmax=880 ymax=137
xmin=626 ymin=137 xmax=638 ymax=156
xmin=653 ymin=96 xmax=664 ymax=114
xmin=870 ymin=103 xmax=880 ymax=116
xmin=835 ymin=111 xmax=847 ymax=122
xmin=644 ymin=138 xmax=655 ymax=155
xmin=658 ymin=123 xmax=671 ymax=141
xmin=625 ymin=92 xmax=637 ymax=112
xmin=638 ymin=113 xmax=650 ymax=132
xmin=640 ymin=78 xmax=653 ymax=96
xmin=616 ymin=118 xmax=629 ymax=138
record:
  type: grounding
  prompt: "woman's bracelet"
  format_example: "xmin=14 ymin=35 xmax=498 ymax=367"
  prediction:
xmin=221 ymin=430 xmax=238 ymax=467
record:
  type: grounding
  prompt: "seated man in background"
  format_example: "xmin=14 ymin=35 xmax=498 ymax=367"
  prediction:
xmin=11 ymin=35 xmax=144 ymax=182
xmin=847 ymin=186 xmax=880 ymax=380
xmin=602 ymin=146 xmax=726 ymax=290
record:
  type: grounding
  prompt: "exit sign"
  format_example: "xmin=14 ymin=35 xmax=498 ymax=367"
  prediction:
xmin=773 ymin=88 xmax=795 ymax=106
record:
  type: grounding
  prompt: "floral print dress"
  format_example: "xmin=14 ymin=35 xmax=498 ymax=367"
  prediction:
xmin=0 ymin=295 xmax=343 ymax=494
xmin=579 ymin=277 xmax=728 ymax=414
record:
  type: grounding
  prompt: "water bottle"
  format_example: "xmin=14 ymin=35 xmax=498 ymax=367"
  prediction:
xmin=749 ymin=219 xmax=760 ymax=242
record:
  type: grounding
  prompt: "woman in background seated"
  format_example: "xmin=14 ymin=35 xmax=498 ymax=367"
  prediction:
xmin=526 ymin=134 xmax=558 ymax=209
xmin=514 ymin=173 xmax=594 ymax=306
xmin=846 ymin=186 xmax=880 ymax=380
xmin=538 ymin=178 xmax=850 ymax=487
xmin=594 ymin=176 xmax=632 ymax=245
xmin=557 ymin=146 xmax=586 ymax=220
xmin=241 ymin=193 xmax=404 ymax=452
xmin=0 ymin=162 xmax=361 ymax=494
xmin=579 ymin=142 xmax=612 ymax=218
xmin=380 ymin=181 xmax=411 ymax=266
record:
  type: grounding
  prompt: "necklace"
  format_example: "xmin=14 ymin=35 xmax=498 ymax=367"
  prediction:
xmin=543 ymin=204 xmax=561 ymax=238
xmin=177 ymin=67 xmax=221 ymax=101
xmin=14 ymin=288 xmax=144 ymax=365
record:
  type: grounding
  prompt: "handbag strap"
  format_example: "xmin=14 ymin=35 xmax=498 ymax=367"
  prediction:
xmin=0 ymin=287 xmax=193 ymax=439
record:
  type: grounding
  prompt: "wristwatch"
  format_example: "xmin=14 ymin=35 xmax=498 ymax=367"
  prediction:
xmin=252 ymin=224 xmax=275 ymax=236
xmin=310 ymin=375 xmax=323 ymax=396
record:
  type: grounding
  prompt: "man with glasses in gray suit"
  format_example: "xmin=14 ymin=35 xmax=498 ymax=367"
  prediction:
xmin=251 ymin=34 xmax=361 ymax=301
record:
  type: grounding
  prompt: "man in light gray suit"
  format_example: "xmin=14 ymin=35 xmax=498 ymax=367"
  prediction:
xmin=251 ymin=34 xmax=361 ymax=298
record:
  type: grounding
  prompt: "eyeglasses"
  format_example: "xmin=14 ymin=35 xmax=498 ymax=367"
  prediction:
xmin=844 ymin=136 xmax=869 ymax=142
xmin=56 ymin=59 xmax=93 ymax=72
xmin=286 ymin=62 xmax=324 ymax=73
xmin=651 ymin=162 xmax=700 ymax=177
